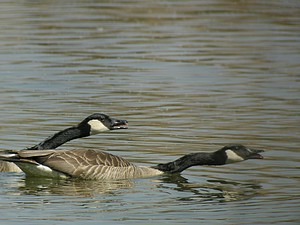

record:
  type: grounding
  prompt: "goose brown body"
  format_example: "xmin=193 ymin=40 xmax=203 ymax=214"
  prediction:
xmin=0 ymin=113 xmax=128 ymax=173
xmin=2 ymin=149 xmax=163 ymax=180
xmin=0 ymin=162 xmax=21 ymax=172
xmin=0 ymin=145 xmax=264 ymax=180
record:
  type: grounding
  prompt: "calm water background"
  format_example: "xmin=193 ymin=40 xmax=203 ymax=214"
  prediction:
xmin=0 ymin=0 xmax=299 ymax=224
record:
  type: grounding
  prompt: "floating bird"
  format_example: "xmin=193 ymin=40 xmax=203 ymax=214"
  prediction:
xmin=0 ymin=113 xmax=128 ymax=172
xmin=0 ymin=144 xmax=264 ymax=180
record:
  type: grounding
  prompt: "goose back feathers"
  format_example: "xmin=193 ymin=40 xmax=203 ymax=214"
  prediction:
xmin=0 ymin=113 xmax=128 ymax=173
xmin=2 ymin=149 xmax=163 ymax=180
xmin=0 ymin=144 xmax=264 ymax=180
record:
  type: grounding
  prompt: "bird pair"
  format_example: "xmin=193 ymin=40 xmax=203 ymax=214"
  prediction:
xmin=0 ymin=113 xmax=264 ymax=180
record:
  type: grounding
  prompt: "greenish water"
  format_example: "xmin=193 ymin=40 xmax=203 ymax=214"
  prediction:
xmin=0 ymin=0 xmax=300 ymax=224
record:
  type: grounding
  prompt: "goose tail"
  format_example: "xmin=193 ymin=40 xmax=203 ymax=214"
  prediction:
xmin=0 ymin=150 xmax=23 ymax=172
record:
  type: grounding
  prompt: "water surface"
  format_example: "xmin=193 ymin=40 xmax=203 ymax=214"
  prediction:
xmin=0 ymin=0 xmax=300 ymax=224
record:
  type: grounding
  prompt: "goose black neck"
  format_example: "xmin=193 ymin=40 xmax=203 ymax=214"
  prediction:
xmin=27 ymin=124 xmax=90 ymax=150
xmin=153 ymin=151 xmax=226 ymax=173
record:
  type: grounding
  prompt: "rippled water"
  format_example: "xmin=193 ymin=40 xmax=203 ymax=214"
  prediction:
xmin=0 ymin=0 xmax=300 ymax=224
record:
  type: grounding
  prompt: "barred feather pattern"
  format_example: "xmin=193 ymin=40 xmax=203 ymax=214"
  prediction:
xmin=12 ymin=149 xmax=163 ymax=180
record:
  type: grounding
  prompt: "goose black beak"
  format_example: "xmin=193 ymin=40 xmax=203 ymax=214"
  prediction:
xmin=111 ymin=119 xmax=128 ymax=130
xmin=247 ymin=148 xmax=264 ymax=159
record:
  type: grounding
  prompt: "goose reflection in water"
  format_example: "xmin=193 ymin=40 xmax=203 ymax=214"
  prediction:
xmin=19 ymin=173 xmax=262 ymax=202
xmin=155 ymin=173 xmax=263 ymax=203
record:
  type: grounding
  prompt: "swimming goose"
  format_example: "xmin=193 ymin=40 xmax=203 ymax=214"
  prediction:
xmin=0 ymin=144 xmax=264 ymax=180
xmin=0 ymin=113 xmax=128 ymax=172
xmin=28 ymin=113 xmax=128 ymax=150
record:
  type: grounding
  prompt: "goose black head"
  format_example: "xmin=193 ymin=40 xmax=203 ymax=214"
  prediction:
xmin=79 ymin=113 xmax=128 ymax=135
xmin=219 ymin=144 xmax=264 ymax=164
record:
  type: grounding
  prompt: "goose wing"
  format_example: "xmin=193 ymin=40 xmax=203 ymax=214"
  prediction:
xmin=1 ymin=149 xmax=163 ymax=180
xmin=24 ymin=149 xmax=134 ymax=179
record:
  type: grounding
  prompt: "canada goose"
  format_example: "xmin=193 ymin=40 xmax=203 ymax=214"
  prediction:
xmin=0 ymin=113 xmax=128 ymax=172
xmin=0 ymin=144 xmax=264 ymax=180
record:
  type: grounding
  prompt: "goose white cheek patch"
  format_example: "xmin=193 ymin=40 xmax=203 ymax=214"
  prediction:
xmin=88 ymin=119 xmax=110 ymax=134
xmin=225 ymin=150 xmax=244 ymax=164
